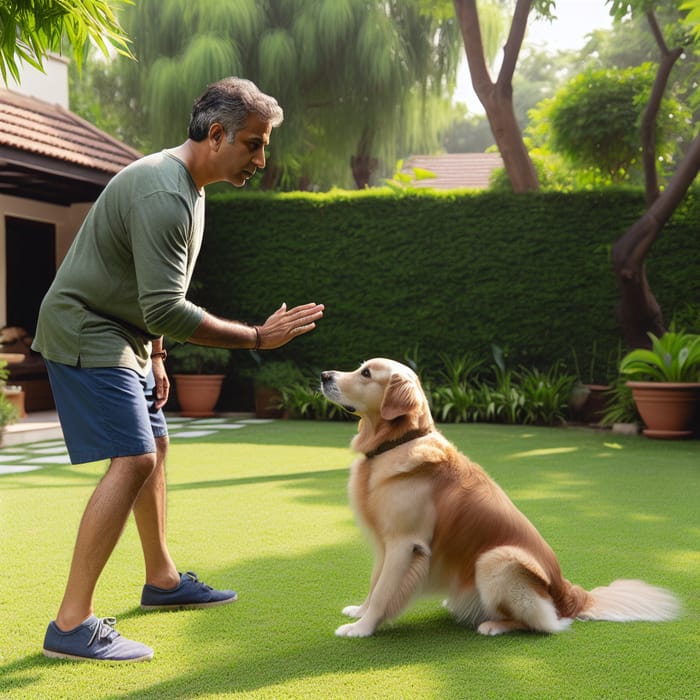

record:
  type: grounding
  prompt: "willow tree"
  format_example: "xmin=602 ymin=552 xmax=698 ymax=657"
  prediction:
xmin=90 ymin=0 xmax=465 ymax=189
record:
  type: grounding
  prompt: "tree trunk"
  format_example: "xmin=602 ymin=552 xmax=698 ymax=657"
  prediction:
xmin=613 ymin=131 xmax=700 ymax=347
xmin=452 ymin=0 xmax=538 ymax=192
xmin=350 ymin=154 xmax=378 ymax=189
xmin=612 ymin=10 xmax=692 ymax=348
xmin=481 ymin=87 xmax=538 ymax=193
xmin=350 ymin=127 xmax=378 ymax=189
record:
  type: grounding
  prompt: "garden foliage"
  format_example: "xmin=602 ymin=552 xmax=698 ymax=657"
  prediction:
xmin=194 ymin=188 xmax=700 ymax=408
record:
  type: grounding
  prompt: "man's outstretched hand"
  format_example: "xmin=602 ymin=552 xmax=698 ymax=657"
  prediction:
xmin=256 ymin=302 xmax=324 ymax=350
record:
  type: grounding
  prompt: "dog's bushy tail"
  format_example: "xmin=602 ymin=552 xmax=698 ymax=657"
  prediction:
xmin=577 ymin=579 xmax=680 ymax=622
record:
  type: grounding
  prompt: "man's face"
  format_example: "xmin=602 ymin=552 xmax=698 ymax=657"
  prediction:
xmin=218 ymin=113 xmax=273 ymax=187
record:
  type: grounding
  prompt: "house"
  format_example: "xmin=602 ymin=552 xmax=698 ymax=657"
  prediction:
xmin=401 ymin=152 xmax=503 ymax=190
xmin=0 ymin=56 xmax=141 ymax=410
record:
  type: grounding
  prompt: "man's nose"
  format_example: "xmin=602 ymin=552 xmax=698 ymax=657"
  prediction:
xmin=252 ymin=148 xmax=266 ymax=168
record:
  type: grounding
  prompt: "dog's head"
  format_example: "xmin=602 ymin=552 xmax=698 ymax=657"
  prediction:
xmin=321 ymin=358 xmax=433 ymax=455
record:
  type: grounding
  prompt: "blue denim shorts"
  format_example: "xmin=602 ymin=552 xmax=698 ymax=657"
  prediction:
xmin=45 ymin=360 xmax=168 ymax=465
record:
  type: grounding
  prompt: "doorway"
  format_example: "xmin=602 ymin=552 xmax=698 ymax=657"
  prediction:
xmin=5 ymin=216 xmax=56 ymax=336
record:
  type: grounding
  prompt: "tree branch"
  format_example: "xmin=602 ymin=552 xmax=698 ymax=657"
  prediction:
xmin=614 ymin=129 xmax=700 ymax=276
xmin=452 ymin=0 xmax=493 ymax=98
xmin=640 ymin=10 xmax=684 ymax=206
xmin=498 ymin=0 xmax=532 ymax=86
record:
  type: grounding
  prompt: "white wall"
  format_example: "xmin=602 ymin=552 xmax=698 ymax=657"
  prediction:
xmin=8 ymin=54 xmax=70 ymax=108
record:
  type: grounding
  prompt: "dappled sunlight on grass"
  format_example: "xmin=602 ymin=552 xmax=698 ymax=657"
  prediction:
xmin=506 ymin=446 xmax=579 ymax=459
xmin=626 ymin=512 xmax=668 ymax=523
xmin=602 ymin=441 xmax=624 ymax=449
xmin=658 ymin=549 xmax=700 ymax=573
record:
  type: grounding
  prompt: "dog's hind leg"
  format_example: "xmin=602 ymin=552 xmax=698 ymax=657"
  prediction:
xmin=336 ymin=539 xmax=430 ymax=637
xmin=474 ymin=546 xmax=573 ymax=636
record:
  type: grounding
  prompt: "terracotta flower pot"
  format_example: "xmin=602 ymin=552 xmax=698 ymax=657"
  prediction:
xmin=582 ymin=384 xmax=610 ymax=424
xmin=173 ymin=374 xmax=225 ymax=417
xmin=626 ymin=381 xmax=700 ymax=439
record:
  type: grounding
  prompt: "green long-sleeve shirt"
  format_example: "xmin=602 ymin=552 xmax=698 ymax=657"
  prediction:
xmin=32 ymin=151 xmax=206 ymax=375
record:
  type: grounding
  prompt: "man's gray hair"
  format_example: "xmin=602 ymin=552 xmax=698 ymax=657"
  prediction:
xmin=188 ymin=77 xmax=284 ymax=142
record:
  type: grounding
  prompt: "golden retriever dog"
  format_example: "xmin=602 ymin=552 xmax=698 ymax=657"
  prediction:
xmin=320 ymin=358 xmax=680 ymax=638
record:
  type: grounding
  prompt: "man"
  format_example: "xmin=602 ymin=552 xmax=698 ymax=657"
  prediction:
xmin=32 ymin=77 xmax=324 ymax=662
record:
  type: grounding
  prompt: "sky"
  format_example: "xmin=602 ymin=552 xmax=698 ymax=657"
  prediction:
xmin=455 ymin=0 xmax=614 ymax=110
xmin=526 ymin=0 xmax=613 ymax=51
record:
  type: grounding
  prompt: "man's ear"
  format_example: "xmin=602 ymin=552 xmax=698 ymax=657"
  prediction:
xmin=210 ymin=124 xmax=225 ymax=146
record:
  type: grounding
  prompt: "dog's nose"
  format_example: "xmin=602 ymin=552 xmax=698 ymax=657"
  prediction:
xmin=321 ymin=371 xmax=334 ymax=385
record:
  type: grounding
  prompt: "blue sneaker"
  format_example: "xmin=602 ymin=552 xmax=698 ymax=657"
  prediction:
xmin=140 ymin=571 xmax=238 ymax=610
xmin=43 ymin=616 xmax=153 ymax=662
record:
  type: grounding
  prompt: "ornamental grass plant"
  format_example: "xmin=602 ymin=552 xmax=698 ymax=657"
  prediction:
xmin=1 ymin=420 xmax=698 ymax=699
xmin=620 ymin=330 xmax=700 ymax=383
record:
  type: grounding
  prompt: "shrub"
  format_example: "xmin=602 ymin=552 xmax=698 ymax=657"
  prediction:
xmin=516 ymin=364 xmax=577 ymax=425
xmin=430 ymin=350 xmax=576 ymax=427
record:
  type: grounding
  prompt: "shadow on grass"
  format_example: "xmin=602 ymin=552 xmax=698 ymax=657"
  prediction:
xmin=89 ymin=542 xmax=697 ymax=699
xmin=167 ymin=467 xmax=347 ymax=499
xmin=105 ymin=545 xmax=560 ymax=700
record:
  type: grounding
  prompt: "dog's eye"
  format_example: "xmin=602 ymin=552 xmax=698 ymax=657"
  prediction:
xmin=361 ymin=367 xmax=371 ymax=378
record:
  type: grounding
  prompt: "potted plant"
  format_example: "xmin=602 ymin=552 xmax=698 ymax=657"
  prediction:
xmin=619 ymin=330 xmax=700 ymax=439
xmin=245 ymin=357 xmax=306 ymax=419
xmin=168 ymin=344 xmax=231 ymax=417
xmin=570 ymin=342 xmax=618 ymax=425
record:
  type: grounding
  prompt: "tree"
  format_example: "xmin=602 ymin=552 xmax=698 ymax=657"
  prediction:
xmin=77 ymin=0 xmax=464 ymax=190
xmin=0 ymin=0 xmax=132 ymax=83
xmin=527 ymin=63 xmax=691 ymax=185
xmin=609 ymin=0 xmax=700 ymax=347
xmin=521 ymin=2 xmax=699 ymax=346
xmin=452 ymin=0 xmax=549 ymax=192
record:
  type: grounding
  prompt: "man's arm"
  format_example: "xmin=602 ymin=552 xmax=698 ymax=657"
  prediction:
xmin=187 ymin=302 xmax=324 ymax=350
xmin=150 ymin=336 xmax=170 ymax=410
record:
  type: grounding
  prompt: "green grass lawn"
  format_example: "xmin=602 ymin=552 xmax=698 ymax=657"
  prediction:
xmin=1 ymin=419 xmax=698 ymax=699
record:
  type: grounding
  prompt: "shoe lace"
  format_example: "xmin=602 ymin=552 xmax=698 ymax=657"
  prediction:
xmin=87 ymin=617 xmax=120 ymax=647
xmin=183 ymin=571 xmax=212 ymax=590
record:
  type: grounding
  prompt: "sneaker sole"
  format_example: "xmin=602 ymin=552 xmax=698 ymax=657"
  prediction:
xmin=43 ymin=647 xmax=154 ymax=662
xmin=140 ymin=593 xmax=238 ymax=611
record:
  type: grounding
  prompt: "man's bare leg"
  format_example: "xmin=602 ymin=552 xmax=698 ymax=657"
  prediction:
xmin=132 ymin=435 xmax=180 ymax=589
xmin=54 ymin=453 xmax=157 ymax=631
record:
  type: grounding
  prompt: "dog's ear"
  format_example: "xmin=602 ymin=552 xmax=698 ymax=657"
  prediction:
xmin=380 ymin=373 xmax=420 ymax=420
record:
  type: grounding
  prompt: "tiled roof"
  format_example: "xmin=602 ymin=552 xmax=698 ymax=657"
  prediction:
xmin=402 ymin=152 xmax=503 ymax=190
xmin=0 ymin=88 xmax=141 ymax=205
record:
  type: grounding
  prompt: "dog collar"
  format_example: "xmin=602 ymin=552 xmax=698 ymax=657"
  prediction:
xmin=365 ymin=428 xmax=431 ymax=459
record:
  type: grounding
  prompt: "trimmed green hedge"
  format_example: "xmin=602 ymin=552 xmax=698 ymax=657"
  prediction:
xmin=192 ymin=188 xmax=700 ymax=409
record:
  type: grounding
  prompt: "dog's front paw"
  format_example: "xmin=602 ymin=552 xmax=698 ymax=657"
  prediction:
xmin=335 ymin=621 xmax=375 ymax=638
xmin=341 ymin=605 xmax=364 ymax=618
